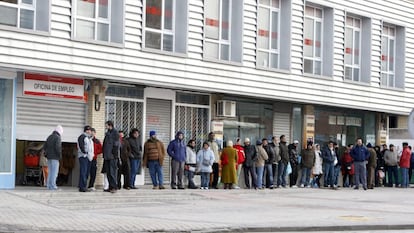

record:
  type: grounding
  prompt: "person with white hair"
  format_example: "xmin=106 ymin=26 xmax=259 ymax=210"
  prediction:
xmin=220 ymin=140 xmax=238 ymax=189
xmin=243 ymin=138 xmax=258 ymax=189
xmin=43 ymin=125 xmax=63 ymax=190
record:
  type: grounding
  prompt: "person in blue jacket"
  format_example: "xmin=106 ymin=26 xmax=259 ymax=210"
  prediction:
xmin=350 ymin=138 xmax=370 ymax=190
xmin=167 ymin=131 xmax=186 ymax=189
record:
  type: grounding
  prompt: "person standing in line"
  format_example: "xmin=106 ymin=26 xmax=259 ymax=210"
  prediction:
xmin=88 ymin=128 xmax=102 ymax=191
xmin=366 ymin=143 xmax=377 ymax=189
xmin=333 ymin=142 xmax=341 ymax=188
xmin=143 ymin=131 xmax=166 ymax=190
xmin=167 ymin=131 xmax=186 ymax=189
xmin=400 ymin=142 xmax=411 ymax=188
xmin=277 ymin=135 xmax=289 ymax=188
xmin=39 ymin=150 xmax=48 ymax=187
xmin=221 ymin=140 xmax=238 ymax=189
xmin=233 ymin=138 xmax=245 ymax=189
xmin=380 ymin=144 xmax=389 ymax=186
xmin=350 ymin=138 xmax=370 ymax=190
xmin=77 ymin=125 xmax=94 ymax=192
xmin=375 ymin=145 xmax=385 ymax=187
xmin=207 ymin=132 xmax=220 ymax=189
xmin=312 ymin=144 xmax=323 ymax=188
xmin=127 ymin=128 xmax=142 ymax=189
xmin=197 ymin=142 xmax=215 ymax=190
xmin=103 ymin=121 xmax=120 ymax=193
xmin=384 ymin=144 xmax=399 ymax=187
xmin=255 ymin=140 xmax=268 ymax=190
xmin=300 ymin=142 xmax=315 ymax=188
xmin=409 ymin=146 xmax=414 ymax=183
xmin=262 ymin=138 xmax=275 ymax=189
xmin=288 ymin=140 xmax=300 ymax=188
xmin=341 ymin=144 xmax=354 ymax=188
xmin=44 ymin=125 xmax=63 ymax=191
xmin=118 ymin=130 xmax=132 ymax=190
xmin=269 ymin=136 xmax=281 ymax=188
xmin=322 ymin=141 xmax=336 ymax=189
xmin=185 ymin=139 xmax=198 ymax=189
xmin=243 ymin=138 xmax=257 ymax=189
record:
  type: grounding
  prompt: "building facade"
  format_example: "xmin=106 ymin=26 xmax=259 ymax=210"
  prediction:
xmin=1 ymin=0 xmax=414 ymax=188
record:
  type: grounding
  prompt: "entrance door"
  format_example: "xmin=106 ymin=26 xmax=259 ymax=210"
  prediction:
xmin=144 ymin=88 xmax=174 ymax=185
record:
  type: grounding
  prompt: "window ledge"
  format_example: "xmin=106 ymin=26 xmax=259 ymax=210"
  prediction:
xmin=379 ymin=85 xmax=405 ymax=91
xmin=141 ymin=47 xmax=188 ymax=58
xmin=302 ymin=73 xmax=333 ymax=80
xmin=343 ymin=79 xmax=371 ymax=86
xmin=71 ymin=37 xmax=124 ymax=48
xmin=0 ymin=25 xmax=50 ymax=37
xmin=202 ymin=57 xmax=243 ymax=67
xmin=256 ymin=66 xmax=291 ymax=74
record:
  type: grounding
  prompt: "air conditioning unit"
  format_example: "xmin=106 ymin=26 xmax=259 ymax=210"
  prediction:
xmin=216 ymin=100 xmax=236 ymax=117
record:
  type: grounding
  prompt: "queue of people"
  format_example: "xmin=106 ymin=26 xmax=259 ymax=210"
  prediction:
xmin=42 ymin=121 xmax=413 ymax=193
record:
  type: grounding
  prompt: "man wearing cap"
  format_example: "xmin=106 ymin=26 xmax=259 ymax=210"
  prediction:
xmin=384 ymin=144 xmax=399 ymax=187
xmin=77 ymin=125 xmax=94 ymax=192
xmin=44 ymin=125 xmax=63 ymax=190
xmin=103 ymin=121 xmax=120 ymax=193
xmin=243 ymin=138 xmax=257 ymax=189
xmin=143 ymin=131 xmax=166 ymax=189
xmin=167 ymin=131 xmax=186 ymax=189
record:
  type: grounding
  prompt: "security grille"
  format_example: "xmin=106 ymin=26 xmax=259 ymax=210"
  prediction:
xmin=175 ymin=105 xmax=209 ymax=151
xmin=105 ymin=98 xmax=144 ymax=135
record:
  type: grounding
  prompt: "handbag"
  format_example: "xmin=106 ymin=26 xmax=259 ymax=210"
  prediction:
xmin=286 ymin=162 xmax=292 ymax=175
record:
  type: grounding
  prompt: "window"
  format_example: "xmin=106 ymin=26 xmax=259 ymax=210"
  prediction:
xmin=302 ymin=4 xmax=333 ymax=76
xmin=204 ymin=0 xmax=243 ymax=62
xmin=257 ymin=0 xmax=280 ymax=69
xmin=144 ymin=0 xmax=187 ymax=53
xmin=381 ymin=25 xmax=395 ymax=87
xmin=73 ymin=0 xmax=124 ymax=43
xmin=345 ymin=16 xmax=361 ymax=81
xmin=381 ymin=23 xmax=405 ymax=88
xmin=0 ymin=0 xmax=49 ymax=31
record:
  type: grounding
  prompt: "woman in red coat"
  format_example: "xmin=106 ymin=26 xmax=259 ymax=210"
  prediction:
xmin=341 ymin=144 xmax=355 ymax=188
xmin=233 ymin=138 xmax=245 ymax=188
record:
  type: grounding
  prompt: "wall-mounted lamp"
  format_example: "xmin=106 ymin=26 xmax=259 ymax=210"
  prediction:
xmin=94 ymin=94 xmax=101 ymax=111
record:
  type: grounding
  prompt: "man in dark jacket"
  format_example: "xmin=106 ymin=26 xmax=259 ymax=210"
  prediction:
xmin=322 ymin=141 xmax=336 ymax=189
xmin=243 ymin=138 xmax=257 ymax=189
xmin=277 ymin=135 xmax=289 ymax=188
xmin=262 ymin=138 xmax=275 ymax=189
xmin=167 ymin=131 xmax=186 ymax=189
xmin=300 ymin=143 xmax=315 ymax=188
xmin=44 ymin=125 xmax=63 ymax=190
xmin=117 ymin=130 xmax=131 ymax=190
xmin=288 ymin=140 xmax=300 ymax=187
xmin=103 ymin=121 xmax=120 ymax=193
xmin=127 ymin=128 xmax=142 ymax=189
xmin=351 ymin=138 xmax=370 ymax=190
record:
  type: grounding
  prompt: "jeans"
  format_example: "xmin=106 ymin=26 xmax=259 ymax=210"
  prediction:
xmin=401 ymin=168 xmax=409 ymax=188
xmin=256 ymin=166 xmax=264 ymax=188
xmin=301 ymin=167 xmax=311 ymax=186
xmin=323 ymin=162 xmax=334 ymax=187
xmin=47 ymin=159 xmax=59 ymax=190
xmin=333 ymin=165 xmax=341 ymax=186
xmin=264 ymin=164 xmax=274 ymax=188
xmin=185 ymin=169 xmax=197 ymax=188
xmin=387 ymin=165 xmax=399 ymax=187
xmin=129 ymin=159 xmax=141 ymax=187
xmin=88 ymin=159 xmax=97 ymax=188
xmin=277 ymin=162 xmax=287 ymax=187
xmin=354 ymin=161 xmax=367 ymax=188
xmin=243 ymin=165 xmax=257 ymax=189
xmin=171 ymin=159 xmax=185 ymax=188
xmin=104 ymin=159 xmax=118 ymax=190
xmin=148 ymin=160 xmax=163 ymax=186
xmin=78 ymin=157 xmax=91 ymax=191
xmin=200 ymin=172 xmax=210 ymax=188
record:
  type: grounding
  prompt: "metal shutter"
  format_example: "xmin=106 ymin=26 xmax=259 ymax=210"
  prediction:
xmin=16 ymin=97 xmax=85 ymax=142
xmin=273 ymin=112 xmax=291 ymax=143
xmin=144 ymin=98 xmax=172 ymax=185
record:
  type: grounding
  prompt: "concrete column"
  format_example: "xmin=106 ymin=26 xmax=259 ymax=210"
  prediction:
xmin=87 ymin=80 xmax=106 ymax=189
xmin=302 ymin=105 xmax=315 ymax=145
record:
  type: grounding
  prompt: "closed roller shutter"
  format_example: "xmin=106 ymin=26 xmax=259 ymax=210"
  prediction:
xmin=16 ymin=97 xmax=85 ymax=142
xmin=273 ymin=112 xmax=291 ymax=143
xmin=145 ymin=98 xmax=172 ymax=185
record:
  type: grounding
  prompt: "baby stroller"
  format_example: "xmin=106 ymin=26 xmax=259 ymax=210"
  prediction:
xmin=22 ymin=142 xmax=43 ymax=186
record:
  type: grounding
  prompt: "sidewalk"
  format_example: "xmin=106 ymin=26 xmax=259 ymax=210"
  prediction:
xmin=1 ymin=186 xmax=414 ymax=232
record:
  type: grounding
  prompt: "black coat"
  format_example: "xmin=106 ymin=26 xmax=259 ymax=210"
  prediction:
xmin=263 ymin=145 xmax=275 ymax=164
xmin=279 ymin=142 xmax=289 ymax=165
xmin=103 ymin=128 xmax=119 ymax=160
xmin=44 ymin=131 xmax=62 ymax=160
xmin=127 ymin=137 xmax=142 ymax=160
xmin=243 ymin=144 xmax=257 ymax=167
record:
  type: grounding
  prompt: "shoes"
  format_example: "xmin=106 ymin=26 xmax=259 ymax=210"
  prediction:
xmin=171 ymin=186 xmax=177 ymax=189
xmin=130 ymin=186 xmax=138 ymax=189
xmin=300 ymin=184 xmax=305 ymax=188
xmin=363 ymin=186 xmax=367 ymax=190
xmin=79 ymin=189 xmax=90 ymax=192
xmin=306 ymin=185 xmax=311 ymax=188
xmin=354 ymin=187 xmax=359 ymax=190
xmin=178 ymin=186 xmax=185 ymax=190
xmin=291 ymin=185 xmax=298 ymax=188
xmin=159 ymin=185 xmax=165 ymax=190
xmin=88 ymin=187 xmax=96 ymax=191
xmin=152 ymin=186 xmax=159 ymax=190
xmin=123 ymin=186 xmax=130 ymax=190
xmin=189 ymin=186 xmax=198 ymax=189
xmin=103 ymin=189 xmax=110 ymax=192
xmin=109 ymin=189 xmax=117 ymax=193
